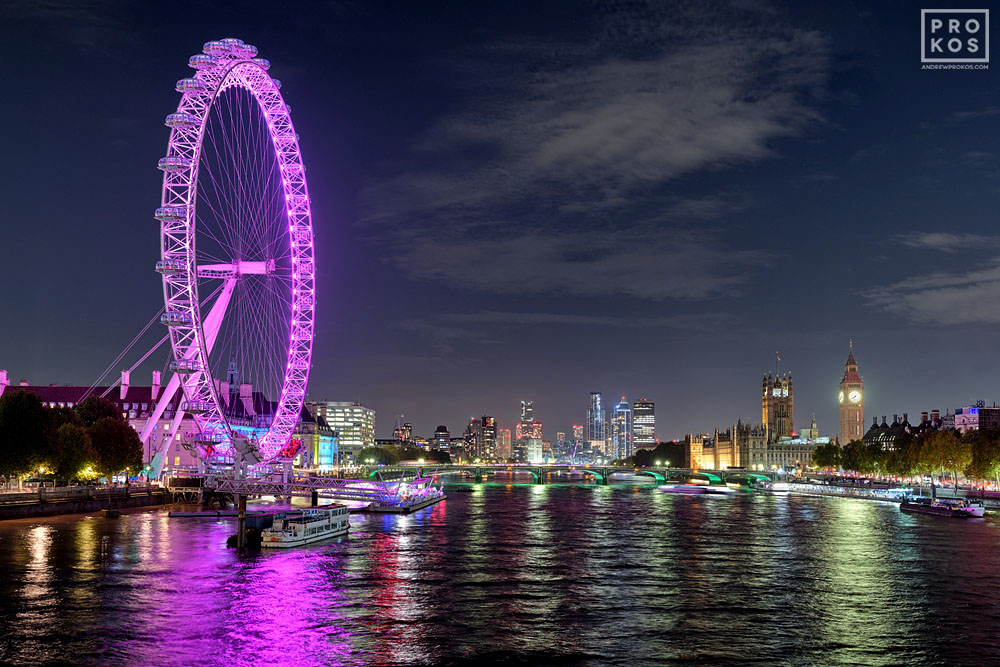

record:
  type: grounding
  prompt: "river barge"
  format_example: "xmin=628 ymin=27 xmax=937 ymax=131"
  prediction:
xmin=900 ymin=497 xmax=985 ymax=518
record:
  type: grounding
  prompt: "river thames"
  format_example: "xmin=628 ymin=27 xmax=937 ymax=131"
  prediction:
xmin=1 ymin=484 xmax=999 ymax=666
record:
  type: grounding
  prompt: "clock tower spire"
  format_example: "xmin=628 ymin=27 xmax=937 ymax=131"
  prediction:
xmin=838 ymin=340 xmax=864 ymax=444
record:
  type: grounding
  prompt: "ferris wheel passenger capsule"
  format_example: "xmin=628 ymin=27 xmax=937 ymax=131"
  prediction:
xmin=220 ymin=38 xmax=246 ymax=50
xmin=161 ymin=312 xmax=193 ymax=327
xmin=188 ymin=54 xmax=218 ymax=70
xmin=238 ymin=43 xmax=258 ymax=58
xmin=203 ymin=40 xmax=231 ymax=56
xmin=154 ymin=206 xmax=186 ymax=222
xmin=176 ymin=78 xmax=209 ymax=94
xmin=155 ymin=259 xmax=185 ymax=274
xmin=180 ymin=400 xmax=212 ymax=414
xmin=157 ymin=156 xmax=192 ymax=172
xmin=164 ymin=113 xmax=198 ymax=128
xmin=252 ymin=58 xmax=270 ymax=70
xmin=271 ymin=78 xmax=282 ymax=89
xmin=168 ymin=359 xmax=201 ymax=373
xmin=190 ymin=432 xmax=225 ymax=445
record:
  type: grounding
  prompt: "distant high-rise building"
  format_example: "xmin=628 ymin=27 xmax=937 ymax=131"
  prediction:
xmin=433 ymin=425 xmax=450 ymax=450
xmin=611 ymin=396 xmax=634 ymax=460
xmin=516 ymin=399 xmax=542 ymax=442
xmin=572 ymin=424 xmax=583 ymax=441
xmin=586 ymin=392 xmax=606 ymax=453
xmin=525 ymin=438 xmax=543 ymax=463
xmin=838 ymin=340 xmax=864 ymax=444
xmin=481 ymin=415 xmax=497 ymax=460
xmin=463 ymin=415 xmax=497 ymax=460
xmin=762 ymin=373 xmax=793 ymax=443
xmin=393 ymin=420 xmax=413 ymax=443
xmin=498 ymin=427 xmax=512 ymax=460
xmin=633 ymin=399 xmax=655 ymax=449
xmin=308 ymin=401 xmax=375 ymax=464
xmin=556 ymin=431 xmax=566 ymax=447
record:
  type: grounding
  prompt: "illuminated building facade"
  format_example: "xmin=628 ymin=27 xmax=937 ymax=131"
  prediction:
xmin=586 ymin=392 xmax=607 ymax=455
xmin=610 ymin=396 xmax=633 ymax=460
xmin=498 ymin=427 xmax=512 ymax=460
xmin=633 ymin=399 xmax=655 ymax=449
xmin=762 ymin=373 xmax=793 ymax=443
xmin=308 ymin=401 xmax=375 ymax=464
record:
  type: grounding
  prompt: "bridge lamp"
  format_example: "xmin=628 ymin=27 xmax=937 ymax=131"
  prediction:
xmin=655 ymin=460 xmax=662 ymax=466
xmin=418 ymin=458 xmax=425 ymax=464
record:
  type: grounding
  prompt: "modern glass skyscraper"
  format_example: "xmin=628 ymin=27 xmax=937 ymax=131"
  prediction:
xmin=611 ymin=396 xmax=634 ymax=460
xmin=586 ymin=392 xmax=606 ymax=454
xmin=633 ymin=399 xmax=655 ymax=449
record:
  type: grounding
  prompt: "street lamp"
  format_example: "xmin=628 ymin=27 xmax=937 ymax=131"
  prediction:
xmin=665 ymin=460 xmax=670 ymax=468
xmin=655 ymin=460 xmax=662 ymax=466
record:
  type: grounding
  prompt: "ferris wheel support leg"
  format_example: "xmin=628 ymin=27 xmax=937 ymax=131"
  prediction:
xmin=148 ymin=277 xmax=240 ymax=480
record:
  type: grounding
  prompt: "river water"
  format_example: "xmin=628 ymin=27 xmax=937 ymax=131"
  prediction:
xmin=1 ymin=483 xmax=999 ymax=666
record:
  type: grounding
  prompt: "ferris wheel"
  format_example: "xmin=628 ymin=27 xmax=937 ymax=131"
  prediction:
xmin=139 ymin=38 xmax=315 ymax=469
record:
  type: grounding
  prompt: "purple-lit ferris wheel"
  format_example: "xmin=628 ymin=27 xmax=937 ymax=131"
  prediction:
xmin=146 ymin=38 xmax=314 ymax=466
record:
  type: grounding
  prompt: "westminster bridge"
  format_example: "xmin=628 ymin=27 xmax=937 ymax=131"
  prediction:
xmin=367 ymin=464 xmax=777 ymax=486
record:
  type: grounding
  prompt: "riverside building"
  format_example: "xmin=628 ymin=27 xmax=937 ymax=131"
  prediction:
xmin=308 ymin=401 xmax=375 ymax=465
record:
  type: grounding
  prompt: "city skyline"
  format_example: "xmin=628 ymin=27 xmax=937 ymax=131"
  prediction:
xmin=3 ymin=2 xmax=1000 ymax=442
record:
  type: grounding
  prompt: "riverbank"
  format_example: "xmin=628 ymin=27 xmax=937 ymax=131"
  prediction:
xmin=0 ymin=488 xmax=172 ymax=520
xmin=788 ymin=482 xmax=1000 ymax=511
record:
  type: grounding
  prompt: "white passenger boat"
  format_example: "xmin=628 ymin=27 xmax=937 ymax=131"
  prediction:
xmin=260 ymin=507 xmax=350 ymax=548
xmin=764 ymin=481 xmax=790 ymax=494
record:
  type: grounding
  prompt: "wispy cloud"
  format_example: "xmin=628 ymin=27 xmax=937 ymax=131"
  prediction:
xmin=865 ymin=259 xmax=1000 ymax=325
xmin=361 ymin=2 xmax=828 ymax=300
xmin=898 ymin=232 xmax=1000 ymax=253
xmin=951 ymin=107 xmax=1000 ymax=121
xmin=399 ymin=310 xmax=734 ymax=353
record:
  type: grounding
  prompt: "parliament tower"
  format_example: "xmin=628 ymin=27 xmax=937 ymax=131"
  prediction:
xmin=762 ymin=373 xmax=793 ymax=443
xmin=838 ymin=340 xmax=864 ymax=444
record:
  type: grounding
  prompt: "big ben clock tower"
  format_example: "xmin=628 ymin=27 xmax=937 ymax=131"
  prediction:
xmin=838 ymin=340 xmax=864 ymax=444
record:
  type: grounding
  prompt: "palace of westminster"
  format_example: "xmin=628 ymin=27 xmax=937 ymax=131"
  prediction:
xmin=685 ymin=342 xmax=865 ymax=472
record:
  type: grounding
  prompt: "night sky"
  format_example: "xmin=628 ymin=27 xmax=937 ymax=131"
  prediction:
xmin=2 ymin=1 xmax=999 ymax=441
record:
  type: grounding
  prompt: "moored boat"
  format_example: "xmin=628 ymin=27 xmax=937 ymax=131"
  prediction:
xmin=658 ymin=484 xmax=706 ymax=494
xmin=900 ymin=497 xmax=984 ymax=518
xmin=260 ymin=506 xmax=350 ymax=547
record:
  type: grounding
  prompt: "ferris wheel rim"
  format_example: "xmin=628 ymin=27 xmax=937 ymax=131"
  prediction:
xmin=157 ymin=39 xmax=315 ymax=463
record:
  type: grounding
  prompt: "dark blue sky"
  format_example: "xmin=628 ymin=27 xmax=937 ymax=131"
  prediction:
xmin=2 ymin=1 xmax=999 ymax=440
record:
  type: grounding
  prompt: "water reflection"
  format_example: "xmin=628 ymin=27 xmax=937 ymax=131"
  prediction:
xmin=1 ymin=489 xmax=1000 ymax=665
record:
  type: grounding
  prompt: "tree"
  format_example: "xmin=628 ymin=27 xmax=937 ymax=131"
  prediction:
xmin=839 ymin=440 xmax=866 ymax=474
xmin=54 ymin=423 xmax=96 ymax=481
xmin=964 ymin=428 xmax=1000 ymax=489
xmin=812 ymin=442 xmax=841 ymax=469
xmin=0 ymin=390 xmax=54 ymax=484
xmin=884 ymin=431 xmax=920 ymax=478
xmin=356 ymin=446 xmax=396 ymax=465
xmin=920 ymin=430 xmax=971 ymax=488
xmin=89 ymin=417 xmax=142 ymax=506
xmin=76 ymin=396 xmax=121 ymax=428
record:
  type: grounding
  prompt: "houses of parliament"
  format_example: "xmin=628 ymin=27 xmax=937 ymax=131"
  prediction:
xmin=689 ymin=343 xmax=860 ymax=471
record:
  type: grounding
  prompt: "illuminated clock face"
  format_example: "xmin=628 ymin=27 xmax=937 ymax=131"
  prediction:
xmin=838 ymin=391 xmax=844 ymax=404
xmin=848 ymin=390 xmax=862 ymax=403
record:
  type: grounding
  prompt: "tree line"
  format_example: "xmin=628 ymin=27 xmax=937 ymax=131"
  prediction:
xmin=812 ymin=428 xmax=1000 ymax=487
xmin=356 ymin=445 xmax=452 ymax=466
xmin=0 ymin=391 xmax=143 ymax=487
